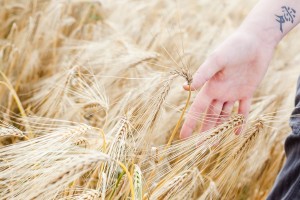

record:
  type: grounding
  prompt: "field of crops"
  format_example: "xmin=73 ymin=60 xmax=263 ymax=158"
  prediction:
xmin=1 ymin=0 xmax=300 ymax=199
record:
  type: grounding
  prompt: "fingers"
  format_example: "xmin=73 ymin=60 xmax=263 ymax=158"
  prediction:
xmin=238 ymin=98 xmax=251 ymax=120
xmin=180 ymin=90 xmax=211 ymax=139
xmin=236 ymin=98 xmax=252 ymax=135
xmin=181 ymin=96 xmax=252 ymax=138
xmin=200 ymin=100 xmax=223 ymax=132
xmin=183 ymin=57 xmax=222 ymax=91
xmin=217 ymin=101 xmax=235 ymax=125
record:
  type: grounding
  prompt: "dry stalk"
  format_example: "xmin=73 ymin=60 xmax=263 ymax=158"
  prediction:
xmin=233 ymin=119 xmax=264 ymax=159
xmin=72 ymin=136 xmax=89 ymax=148
xmin=34 ymin=156 xmax=108 ymax=199
xmin=59 ymin=189 xmax=100 ymax=200
xmin=146 ymin=114 xmax=244 ymax=198
xmin=150 ymin=168 xmax=200 ymax=200
xmin=165 ymin=85 xmax=191 ymax=148
xmin=0 ymin=1 xmax=295 ymax=199
xmin=165 ymin=68 xmax=193 ymax=148
xmin=82 ymin=102 xmax=107 ymax=127
xmin=0 ymin=72 xmax=33 ymax=137
xmin=0 ymin=126 xmax=26 ymax=139
xmin=133 ymin=164 xmax=143 ymax=200
xmin=150 ymin=170 xmax=190 ymax=200
xmin=163 ymin=168 xmax=200 ymax=200
xmin=76 ymin=190 xmax=100 ymax=200
xmin=116 ymin=160 xmax=135 ymax=200
xmin=203 ymin=114 xmax=245 ymax=144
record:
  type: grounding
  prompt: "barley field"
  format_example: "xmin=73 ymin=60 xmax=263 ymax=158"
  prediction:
xmin=0 ymin=0 xmax=300 ymax=199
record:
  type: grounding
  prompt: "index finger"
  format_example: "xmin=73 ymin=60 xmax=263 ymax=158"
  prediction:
xmin=180 ymin=89 xmax=211 ymax=139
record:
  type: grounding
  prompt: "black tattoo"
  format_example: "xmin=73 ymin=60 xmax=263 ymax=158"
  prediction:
xmin=275 ymin=6 xmax=296 ymax=33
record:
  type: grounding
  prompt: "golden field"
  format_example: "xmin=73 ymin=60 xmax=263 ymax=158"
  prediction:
xmin=0 ymin=0 xmax=300 ymax=199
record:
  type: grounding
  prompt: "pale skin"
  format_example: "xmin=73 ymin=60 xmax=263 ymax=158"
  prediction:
xmin=180 ymin=0 xmax=300 ymax=139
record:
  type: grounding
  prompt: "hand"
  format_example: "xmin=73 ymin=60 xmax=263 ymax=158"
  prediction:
xmin=180 ymin=30 xmax=275 ymax=139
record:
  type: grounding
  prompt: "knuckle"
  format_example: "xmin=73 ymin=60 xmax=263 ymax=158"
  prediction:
xmin=208 ymin=52 xmax=224 ymax=68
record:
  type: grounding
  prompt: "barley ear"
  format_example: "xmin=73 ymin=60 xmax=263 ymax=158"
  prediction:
xmin=133 ymin=164 xmax=143 ymax=200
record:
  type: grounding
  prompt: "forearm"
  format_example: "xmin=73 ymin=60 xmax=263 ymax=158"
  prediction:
xmin=239 ymin=0 xmax=300 ymax=48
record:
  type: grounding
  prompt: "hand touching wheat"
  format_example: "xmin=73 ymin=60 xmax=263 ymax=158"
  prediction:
xmin=180 ymin=30 xmax=275 ymax=139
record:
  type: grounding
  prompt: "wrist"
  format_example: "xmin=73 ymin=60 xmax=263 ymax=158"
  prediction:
xmin=238 ymin=22 xmax=281 ymax=49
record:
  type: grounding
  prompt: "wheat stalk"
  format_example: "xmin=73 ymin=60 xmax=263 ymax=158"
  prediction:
xmin=0 ymin=0 xmax=296 ymax=199
xmin=233 ymin=119 xmax=264 ymax=159
xmin=0 ymin=126 xmax=25 ymax=138
xmin=133 ymin=164 xmax=143 ymax=200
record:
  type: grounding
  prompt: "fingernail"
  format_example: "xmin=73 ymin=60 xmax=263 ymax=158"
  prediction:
xmin=183 ymin=85 xmax=190 ymax=90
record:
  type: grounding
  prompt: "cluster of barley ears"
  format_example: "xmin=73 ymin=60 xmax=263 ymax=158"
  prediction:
xmin=0 ymin=0 xmax=299 ymax=199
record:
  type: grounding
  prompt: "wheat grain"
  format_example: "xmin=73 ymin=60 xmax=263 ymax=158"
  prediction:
xmin=233 ymin=119 xmax=264 ymax=159
xmin=0 ymin=0 xmax=297 ymax=199
xmin=0 ymin=126 xmax=25 ymax=138
xmin=133 ymin=164 xmax=143 ymax=200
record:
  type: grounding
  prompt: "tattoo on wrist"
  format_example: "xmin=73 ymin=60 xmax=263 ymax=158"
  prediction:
xmin=275 ymin=6 xmax=296 ymax=33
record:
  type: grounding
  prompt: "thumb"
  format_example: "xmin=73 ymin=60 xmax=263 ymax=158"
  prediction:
xmin=183 ymin=57 xmax=222 ymax=91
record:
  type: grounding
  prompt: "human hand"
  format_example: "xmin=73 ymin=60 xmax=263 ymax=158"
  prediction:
xmin=180 ymin=30 xmax=275 ymax=139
